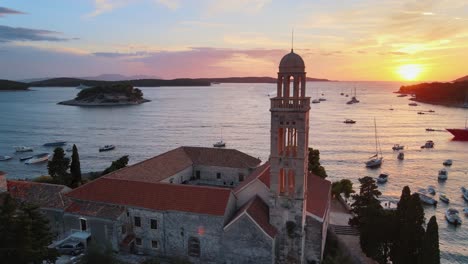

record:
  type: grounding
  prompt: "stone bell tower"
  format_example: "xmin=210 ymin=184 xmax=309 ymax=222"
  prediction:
xmin=269 ymin=49 xmax=310 ymax=263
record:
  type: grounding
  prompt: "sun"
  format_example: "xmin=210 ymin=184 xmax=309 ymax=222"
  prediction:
xmin=396 ymin=64 xmax=423 ymax=81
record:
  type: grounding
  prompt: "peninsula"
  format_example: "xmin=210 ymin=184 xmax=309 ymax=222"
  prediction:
xmin=58 ymin=84 xmax=150 ymax=106
xmin=0 ymin=79 xmax=29 ymax=91
xmin=398 ymin=80 xmax=468 ymax=107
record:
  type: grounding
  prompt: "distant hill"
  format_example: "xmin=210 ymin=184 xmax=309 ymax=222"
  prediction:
xmin=196 ymin=77 xmax=331 ymax=83
xmin=0 ymin=79 xmax=29 ymax=91
xmin=80 ymin=74 xmax=160 ymax=81
xmin=398 ymin=82 xmax=468 ymax=107
xmin=30 ymin=78 xmax=211 ymax=87
xmin=454 ymin=75 xmax=468 ymax=82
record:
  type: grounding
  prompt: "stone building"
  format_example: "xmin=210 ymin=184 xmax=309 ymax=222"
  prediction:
xmin=2 ymin=51 xmax=331 ymax=263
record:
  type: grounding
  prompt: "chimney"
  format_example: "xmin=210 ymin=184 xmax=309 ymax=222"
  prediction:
xmin=0 ymin=171 xmax=7 ymax=193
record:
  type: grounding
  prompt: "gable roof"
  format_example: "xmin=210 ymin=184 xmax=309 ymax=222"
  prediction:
xmin=225 ymin=196 xmax=277 ymax=238
xmin=104 ymin=146 xmax=260 ymax=183
xmin=234 ymin=162 xmax=270 ymax=194
xmin=306 ymin=174 xmax=331 ymax=220
xmin=7 ymin=180 xmax=71 ymax=210
xmin=66 ymin=177 xmax=232 ymax=216
xmin=65 ymin=200 xmax=125 ymax=220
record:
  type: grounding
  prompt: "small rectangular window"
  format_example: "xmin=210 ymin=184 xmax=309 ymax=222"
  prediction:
xmin=135 ymin=237 xmax=142 ymax=246
xmin=196 ymin=170 xmax=201 ymax=179
xmin=134 ymin=216 xmax=141 ymax=227
xmin=150 ymin=219 xmax=158 ymax=229
xmin=151 ymin=240 xmax=159 ymax=249
xmin=216 ymin=172 xmax=221 ymax=179
xmin=80 ymin=218 xmax=87 ymax=231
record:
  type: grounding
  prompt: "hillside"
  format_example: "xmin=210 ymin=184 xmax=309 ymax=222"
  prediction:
xmin=196 ymin=77 xmax=331 ymax=83
xmin=454 ymin=75 xmax=468 ymax=82
xmin=398 ymin=82 xmax=468 ymax=107
xmin=0 ymin=79 xmax=29 ymax=91
xmin=30 ymin=78 xmax=210 ymax=87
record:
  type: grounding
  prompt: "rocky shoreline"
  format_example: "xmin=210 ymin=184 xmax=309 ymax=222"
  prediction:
xmin=58 ymin=98 xmax=151 ymax=106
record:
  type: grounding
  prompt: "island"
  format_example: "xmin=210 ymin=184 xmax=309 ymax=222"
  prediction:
xmin=0 ymin=79 xmax=30 ymax=91
xmin=397 ymin=81 xmax=468 ymax=107
xmin=58 ymin=84 xmax=150 ymax=106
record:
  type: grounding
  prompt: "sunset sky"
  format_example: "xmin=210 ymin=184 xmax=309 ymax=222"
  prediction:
xmin=1 ymin=0 xmax=467 ymax=81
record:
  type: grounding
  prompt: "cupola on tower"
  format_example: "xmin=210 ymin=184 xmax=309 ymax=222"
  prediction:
xmin=269 ymin=49 xmax=310 ymax=263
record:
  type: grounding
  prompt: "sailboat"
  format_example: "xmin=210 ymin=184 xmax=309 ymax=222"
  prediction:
xmin=365 ymin=118 xmax=383 ymax=168
xmin=213 ymin=127 xmax=226 ymax=147
xmin=311 ymin=87 xmax=321 ymax=104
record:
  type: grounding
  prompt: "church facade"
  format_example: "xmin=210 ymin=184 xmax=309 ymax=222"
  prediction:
xmin=3 ymin=51 xmax=331 ymax=264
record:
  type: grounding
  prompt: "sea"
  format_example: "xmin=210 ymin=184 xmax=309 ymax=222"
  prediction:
xmin=0 ymin=82 xmax=467 ymax=263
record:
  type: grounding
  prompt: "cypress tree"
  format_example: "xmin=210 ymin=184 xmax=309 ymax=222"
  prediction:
xmin=421 ymin=216 xmax=440 ymax=264
xmin=47 ymin=147 xmax=70 ymax=185
xmin=70 ymin=144 xmax=82 ymax=188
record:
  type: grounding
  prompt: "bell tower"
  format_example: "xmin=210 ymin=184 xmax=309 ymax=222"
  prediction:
xmin=269 ymin=49 xmax=310 ymax=264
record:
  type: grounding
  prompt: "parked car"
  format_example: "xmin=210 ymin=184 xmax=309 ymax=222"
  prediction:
xmin=56 ymin=241 xmax=84 ymax=256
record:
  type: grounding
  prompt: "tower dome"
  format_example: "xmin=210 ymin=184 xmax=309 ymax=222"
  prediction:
xmin=279 ymin=50 xmax=305 ymax=73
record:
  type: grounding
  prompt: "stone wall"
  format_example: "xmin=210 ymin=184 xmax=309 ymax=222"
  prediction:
xmin=235 ymin=180 xmax=270 ymax=208
xmin=193 ymin=165 xmax=250 ymax=187
xmin=223 ymin=214 xmax=274 ymax=264
xmin=160 ymin=166 xmax=193 ymax=184
xmin=303 ymin=216 xmax=323 ymax=264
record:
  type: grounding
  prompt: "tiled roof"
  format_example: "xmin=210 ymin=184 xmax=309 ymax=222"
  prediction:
xmin=65 ymin=200 xmax=125 ymax=220
xmin=226 ymin=196 xmax=277 ymax=238
xmin=7 ymin=180 xmax=71 ymax=210
xmin=104 ymin=146 xmax=260 ymax=183
xmin=234 ymin=162 xmax=270 ymax=194
xmin=306 ymin=174 xmax=331 ymax=219
xmin=183 ymin=146 xmax=261 ymax=168
xmin=66 ymin=178 xmax=232 ymax=216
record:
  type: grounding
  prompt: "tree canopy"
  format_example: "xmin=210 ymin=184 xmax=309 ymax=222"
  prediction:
xmin=101 ymin=155 xmax=129 ymax=176
xmin=47 ymin=147 xmax=71 ymax=186
xmin=331 ymin=179 xmax=354 ymax=198
xmin=308 ymin=147 xmax=327 ymax=178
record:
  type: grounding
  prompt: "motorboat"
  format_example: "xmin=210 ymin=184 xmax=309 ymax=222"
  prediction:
xmin=14 ymin=146 xmax=33 ymax=152
xmin=397 ymin=152 xmax=404 ymax=160
xmin=365 ymin=119 xmax=383 ymax=169
xmin=19 ymin=155 xmax=33 ymax=161
xmin=408 ymin=102 xmax=418 ymax=106
xmin=462 ymin=187 xmax=468 ymax=202
xmin=213 ymin=140 xmax=226 ymax=148
xmin=343 ymin=119 xmax=356 ymax=124
xmin=377 ymin=173 xmax=389 ymax=184
xmin=438 ymin=169 xmax=448 ymax=180
xmin=421 ymin=140 xmax=434 ymax=148
xmin=417 ymin=192 xmax=437 ymax=205
xmin=463 ymin=208 xmax=468 ymax=216
xmin=0 ymin=155 xmax=12 ymax=161
xmin=428 ymin=110 xmax=435 ymax=113
xmin=99 ymin=145 xmax=115 ymax=152
xmin=439 ymin=193 xmax=450 ymax=204
xmin=319 ymin=98 xmax=326 ymax=101
xmin=25 ymin=153 xmax=49 ymax=164
xmin=427 ymin=185 xmax=436 ymax=195
xmin=397 ymin=94 xmax=408 ymax=97
xmin=426 ymin=128 xmax=435 ymax=131
xmin=392 ymin=144 xmax=404 ymax=151
xmin=340 ymin=92 xmax=344 ymax=95
xmin=311 ymin=99 xmax=321 ymax=104
xmin=445 ymin=208 xmax=462 ymax=225
xmin=346 ymin=100 xmax=354 ymax=105
xmin=443 ymin=159 xmax=453 ymax=166
xmin=44 ymin=141 xmax=67 ymax=147
xmin=417 ymin=111 xmax=425 ymax=115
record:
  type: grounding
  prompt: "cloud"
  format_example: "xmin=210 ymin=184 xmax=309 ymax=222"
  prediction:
xmin=87 ymin=0 xmax=180 ymax=17
xmin=92 ymin=51 xmax=149 ymax=58
xmin=0 ymin=25 xmax=69 ymax=42
xmin=204 ymin=0 xmax=271 ymax=16
xmin=0 ymin=7 xmax=25 ymax=17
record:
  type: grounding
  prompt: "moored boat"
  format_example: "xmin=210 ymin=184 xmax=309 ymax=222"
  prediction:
xmin=417 ymin=111 xmax=425 ymax=115
xmin=213 ymin=140 xmax=226 ymax=148
xmin=426 ymin=128 xmax=435 ymax=131
xmin=443 ymin=159 xmax=453 ymax=166
xmin=343 ymin=119 xmax=356 ymax=124
xmin=439 ymin=193 xmax=450 ymax=204
xmin=397 ymin=152 xmax=404 ymax=160
xmin=427 ymin=185 xmax=436 ymax=195
xmin=377 ymin=173 xmax=389 ymax=184
xmin=19 ymin=155 xmax=33 ymax=161
xmin=397 ymin=94 xmax=408 ymax=97
xmin=14 ymin=146 xmax=33 ymax=152
xmin=99 ymin=145 xmax=115 ymax=152
xmin=365 ymin=118 xmax=383 ymax=168
xmin=25 ymin=153 xmax=49 ymax=164
xmin=445 ymin=208 xmax=462 ymax=225
xmin=438 ymin=169 xmax=448 ymax=181
xmin=319 ymin=98 xmax=326 ymax=101
xmin=392 ymin=144 xmax=404 ymax=151
xmin=311 ymin=99 xmax=320 ymax=104
xmin=409 ymin=102 xmax=418 ymax=106
xmin=421 ymin=140 xmax=434 ymax=148
xmin=417 ymin=192 xmax=438 ymax=205
xmin=44 ymin=141 xmax=67 ymax=147
xmin=0 ymin=155 xmax=12 ymax=161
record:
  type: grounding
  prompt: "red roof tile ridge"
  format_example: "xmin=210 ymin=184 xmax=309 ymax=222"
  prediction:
xmin=7 ymin=180 xmax=69 ymax=190
xmin=234 ymin=162 xmax=270 ymax=194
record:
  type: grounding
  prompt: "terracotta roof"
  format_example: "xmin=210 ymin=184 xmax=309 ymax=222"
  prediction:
xmin=306 ymin=174 xmax=331 ymax=219
xmin=104 ymin=146 xmax=260 ymax=183
xmin=226 ymin=196 xmax=277 ymax=238
xmin=234 ymin=162 xmax=270 ymax=194
xmin=66 ymin=178 xmax=232 ymax=216
xmin=65 ymin=200 xmax=125 ymax=220
xmin=182 ymin=146 xmax=261 ymax=168
xmin=7 ymin=180 xmax=71 ymax=210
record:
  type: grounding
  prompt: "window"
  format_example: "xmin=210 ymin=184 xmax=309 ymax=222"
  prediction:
xmin=238 ymin=173 xmax=245 ymax=182
xmin=121 ymin=225 xmax=126 ymax=234
xmin=288 ymin=169 xmax=295 ymax=196
xmin=134 ymin=216 xmax=141 ymax=227
xmin=216 ymin=172 xmax=221 ymax=179
xmin=188 ymin=237 xmax=200 ymax=257
xmin=279 ymin=168 xmax=286 ymax=195
xmin=196 ymin=170 xmax=201 ymax=179
xmin=150 ymin=219 xmax=158 ymax=230
xmin=80 ymin=218 xmax=87 ymax=231
xmin=151 ymin=240 xmax=159 ymax=249
xmin=135 ymin=237 xmax=142 ymax=246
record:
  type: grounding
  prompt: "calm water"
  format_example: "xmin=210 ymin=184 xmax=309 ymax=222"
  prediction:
xmin=0 ymin=82 xmax=467 ymax=263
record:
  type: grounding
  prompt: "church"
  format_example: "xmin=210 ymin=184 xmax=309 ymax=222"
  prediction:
xmin=2 ymin=50 xmax=331 ymax=264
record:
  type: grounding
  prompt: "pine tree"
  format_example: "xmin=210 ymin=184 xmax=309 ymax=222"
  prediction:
xmin=70 ymin=144 xmax=82 ymax=188
xmin=47 ymin=147 xmax=71 ymax=185
xmin=421 ymin=216 xmax=440 ymax=264
xmin=308 ymin=147 xmax=327 ymax=178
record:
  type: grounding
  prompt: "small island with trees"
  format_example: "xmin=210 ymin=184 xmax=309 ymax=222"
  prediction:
xmin=58 ymin=84 xmax=150 ymax=106
xmin=0 ymin=79 xmax=30 ymax=91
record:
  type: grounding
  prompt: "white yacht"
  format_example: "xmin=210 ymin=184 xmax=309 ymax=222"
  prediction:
xmin=213 ymin=140 xmax=226 ymax=148
xmin=365 ymin=119 xmax=383 ymax=168
xmin=25 ymin=153 xmax=49 ymax=164
xmin=0 ymin=155 xmax=12 ymax=161
xmin=445 ymin=208 xmax=462 ymax=225
xmin=438 ymin=169 xmax=448 ymax=180
xmin=15 ymin=146 xmax=33 ymax=152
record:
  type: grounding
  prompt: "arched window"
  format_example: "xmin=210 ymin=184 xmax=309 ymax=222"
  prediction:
xmin=279 ymin=168 xmax=286 ymax=195
xmin=288 ymin=170 xmax=295 ymax=196
xmin=188 ymin=237 xmax=200 ymax=257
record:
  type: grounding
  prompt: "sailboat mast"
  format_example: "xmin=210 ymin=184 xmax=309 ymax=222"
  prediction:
xmin=374 ymin=118 xmax=378 ymax=156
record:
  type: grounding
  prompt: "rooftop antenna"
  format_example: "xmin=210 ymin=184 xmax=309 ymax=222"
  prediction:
xmin=291 ymin=28 xmax=294 ymax=52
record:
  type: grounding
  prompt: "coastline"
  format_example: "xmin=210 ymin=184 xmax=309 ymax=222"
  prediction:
xmin=408 ymin=97 xmax=467 ymax=108
xmin=58 ymin=98 xmax=151 ymax=106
